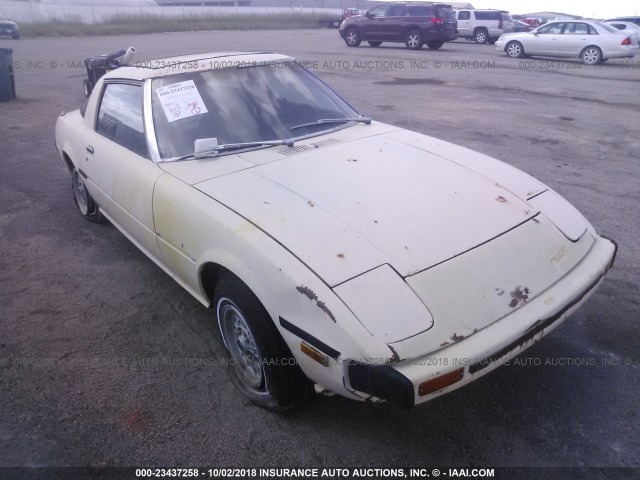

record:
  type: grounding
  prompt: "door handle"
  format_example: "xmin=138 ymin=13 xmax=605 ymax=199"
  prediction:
xmin=86 ymin=145 xmax=94 ymax=154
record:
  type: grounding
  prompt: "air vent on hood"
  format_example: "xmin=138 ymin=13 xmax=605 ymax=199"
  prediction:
xmin=278 ymin=145 xmax=313 ymax=156
xmin=311 ymin=138 xmax=339 ymax=148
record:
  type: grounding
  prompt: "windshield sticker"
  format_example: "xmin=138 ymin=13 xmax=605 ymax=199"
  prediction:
xmin=156 ymin=80 xmax=208 ymax=123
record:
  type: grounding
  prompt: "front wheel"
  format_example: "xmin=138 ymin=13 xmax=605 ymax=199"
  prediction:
xmin=214 ymin=272 xmax=313 ymax=411
xmin=581 ymin=46 xmax=602 ymax=65
xmin=405 ymin=30 xmax=423 ymax=50
xmin=72 ymin=169 xmax=104 ymax=223
xmin=426 ymin=41 xmax=443 ymax=50
xmin=344 ymin=28 xmax=361 ymax=47
xmin=368 ymin=41 xmax=382 ymax=47
xmin=505 ymin=41 xmax=524 ymax=58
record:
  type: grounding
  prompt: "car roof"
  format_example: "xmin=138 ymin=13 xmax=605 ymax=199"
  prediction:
xmin=107 ymin=51 xmax=294 ymax=81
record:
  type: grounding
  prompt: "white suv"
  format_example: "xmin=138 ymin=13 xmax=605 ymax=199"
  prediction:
xmin=455 ymin=9 xmax=514 ymax=44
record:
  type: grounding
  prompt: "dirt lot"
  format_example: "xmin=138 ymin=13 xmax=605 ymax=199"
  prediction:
xmin=1 ymin=30 xmax=639 ymax=474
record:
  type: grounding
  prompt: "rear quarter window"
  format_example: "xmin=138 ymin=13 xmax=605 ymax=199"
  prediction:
xmin=408 ymin=6 xmax=433 ymax=17
xmin=475 ymin=11 xmax=500 ymax=21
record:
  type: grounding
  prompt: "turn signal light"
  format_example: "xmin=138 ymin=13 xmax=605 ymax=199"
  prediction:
xmin=621 ymin=37 xmax=632 ymax=46
xmin=432 ymin=17 xmax=444 ymax=25
xmin=418 ymin=368 xmax=464 ymax=396
xmin=301 ymin=342 xmax=330 ymax=367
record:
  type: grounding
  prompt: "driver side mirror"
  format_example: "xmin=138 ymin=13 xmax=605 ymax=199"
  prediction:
xmin=366 ymin=12 xmax=374 ymax=19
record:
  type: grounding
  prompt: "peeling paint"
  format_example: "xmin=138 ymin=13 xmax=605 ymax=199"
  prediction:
xmin=337 ymin=253 xmax=345 ymax=259
xmin=296 ymin=285 xmax=318 ymax=301
xmin=509 ymin=285 xmax=530 ymax=308
xmin=346 ymin=158 xmax=358 ymax=162
xmin=296 ymin=286 xmax=336 ymax=322
xmin=307 ymin=201 xmax=315 ymax=207
xmin=495 ymin=288 xmax=505 ymax=296
xmin=388 ymin=344 xmax=400 ymax=363
xmin=316 ymin=300 xmax=336 ymax=323
xmin=440 ymin=341 xmax=450 ymax=347
xmin=450 ymin=333 xmax=465 ymax=343
xmin=496 ymin=196 xmax=508 ymax=203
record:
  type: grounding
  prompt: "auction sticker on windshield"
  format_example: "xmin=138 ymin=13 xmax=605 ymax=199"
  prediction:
xmin=156 ymin=80 xmax=208 ymax=123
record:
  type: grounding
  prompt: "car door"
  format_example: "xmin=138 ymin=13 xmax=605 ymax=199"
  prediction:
xmin=385 ymin=4 xmax=407 ymax=41
xmin=558 ymin=22 xmax=594 ymax=56
xmin=361 ymin=4 xmax=390 ymax=40
xmin=457 ymin=10 xmax=472 ymax=37
xmin=527 ymin=22 xmax=566 ymax=55
xmin=84 ymin=81 xmax=164 ymax=260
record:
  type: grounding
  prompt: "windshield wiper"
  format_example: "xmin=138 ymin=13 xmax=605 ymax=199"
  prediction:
xmin=174 ymin=138 xmax=295 ymax=161
xmin=288 ymin=116 xmax=372 ymax=132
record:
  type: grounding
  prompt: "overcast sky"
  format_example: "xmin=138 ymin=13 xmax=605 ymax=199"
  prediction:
xmin=471 ymin=0 xmax=639 ymax=19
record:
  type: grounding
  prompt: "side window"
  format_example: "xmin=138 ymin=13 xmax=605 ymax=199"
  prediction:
xmin=588 ymin=25 xmax=598 ymax=34
xmin=388 ymin=5 xmax=406 ymax=17
xmin=538 ymin=23 xmax=564 ymax=34
xmin=458 ymin=11 xmax=470 ymax=20
xmin=97 ymin=83 xmax=148 ymax=158
xmin=572 ymin=23 xmax=590 ymax=34
xmin=407 ymin=6 xmax=431 ymax=17
xmin=368 ymin=5 xmax=387 ymax=18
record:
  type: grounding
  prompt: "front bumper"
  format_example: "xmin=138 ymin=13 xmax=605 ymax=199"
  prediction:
xmin=347 ymin=235 xmax=616 ymax=408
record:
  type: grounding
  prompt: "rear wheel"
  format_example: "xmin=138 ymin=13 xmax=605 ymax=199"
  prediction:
xmin=214 ymin=272 xmax=313 ymax=411
xmin=344 ymin=28 xmax=361 ymax=47
xmin=368 ymin=41 xmax=382 ymax=47
xmin=505 ymin=41 xmax=524 ymax=58
xmin=474 ymin=28 xmax=488 ymax=44
xmin=426 ymin=41 xmax=444 ymax=50
xmin=405 ymin=30 xmax=423 ymax=50
xmin=72 ymin=169 xmax=104 ymax=223
xmin=581 ymin=46 xmax=602 ymax=65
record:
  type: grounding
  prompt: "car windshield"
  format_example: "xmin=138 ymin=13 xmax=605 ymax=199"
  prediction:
xmin=151 ymin=61 xmax=359 ymax=160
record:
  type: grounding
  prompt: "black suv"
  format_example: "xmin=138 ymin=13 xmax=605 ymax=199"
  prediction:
xmin=339 ymin=3 xmax=458 ymax=50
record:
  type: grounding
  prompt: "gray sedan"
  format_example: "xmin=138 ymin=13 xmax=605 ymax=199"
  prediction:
xmin=495 ymin=19 xmax=639 ymax=64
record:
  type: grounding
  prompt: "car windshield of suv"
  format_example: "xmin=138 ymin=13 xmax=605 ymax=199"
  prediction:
xmin=151 ymin=62 xmax=359 ymax=160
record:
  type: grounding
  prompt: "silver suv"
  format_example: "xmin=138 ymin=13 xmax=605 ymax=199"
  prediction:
xmin=455 ymin=9 xmax=514 ymax=44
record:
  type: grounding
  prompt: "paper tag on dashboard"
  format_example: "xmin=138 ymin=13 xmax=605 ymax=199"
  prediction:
xmin=156 ymin=80 xmax=208 ymax=123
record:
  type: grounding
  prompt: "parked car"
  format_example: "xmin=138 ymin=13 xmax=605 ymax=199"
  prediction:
xmin=55 ymin=51 xmax=616 ymax=411
xmin=513 ymin=20 xmax=532 ymax=33
xmin=496 ymin=20 xmax=640 ymax=64
xmin=455 ymin=9 xmax=514 ymax=43
xmin=605 ymin=20 xmax=640 ymax=46
xmin=0 ymin=13 xmax=19 ymax=39
xmin=605 ymin=16 xmax=640 ymax=27
xmin=339 ymin=3 xmax=458 ymax=50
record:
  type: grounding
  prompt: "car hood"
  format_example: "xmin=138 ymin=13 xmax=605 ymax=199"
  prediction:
xmin=186 ymin=126 xmax=541 ymax=287
xmin=0 ymin=21 xmax=17 ymax=27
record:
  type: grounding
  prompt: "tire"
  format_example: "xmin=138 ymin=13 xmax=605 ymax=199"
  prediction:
xmin=487 ymin=38 xmax=497 ymax=45
xmin=83 ymin=79 xmax=92 ymax=97
xmin=426 ymin=41 xmax=444 ymax=50
xmin=581 ymin=46 xmax=602 ymax=65
xmin=405 ymin=30 xmax=423 ymax=50
xmin=505 ymin=41 xmax=524 ymax=58
xmin=214 ymin=272 xmax=313 ymax=411
xmin=368 ymin=41 xmax=382 ymax=47
xmin=72 ymin=168 xmax=105 ymax=223
xmin=474 ymin=29 xmax=488 ymax=44
xmin=344 ymin=28 xmax=361 ymax=47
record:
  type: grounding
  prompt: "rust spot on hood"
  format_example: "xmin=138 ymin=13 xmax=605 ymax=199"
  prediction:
xmin=509 ymin=286 xmax=530 ymax=308
xmin=496 ymin=196 xmax=508 ymax=203
xmin=337 ymin=253 xmax=345 ymax=259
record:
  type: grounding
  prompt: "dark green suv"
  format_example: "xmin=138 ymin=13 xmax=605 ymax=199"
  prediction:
xmin=339 ymin=3 xmax=458 ymax=50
